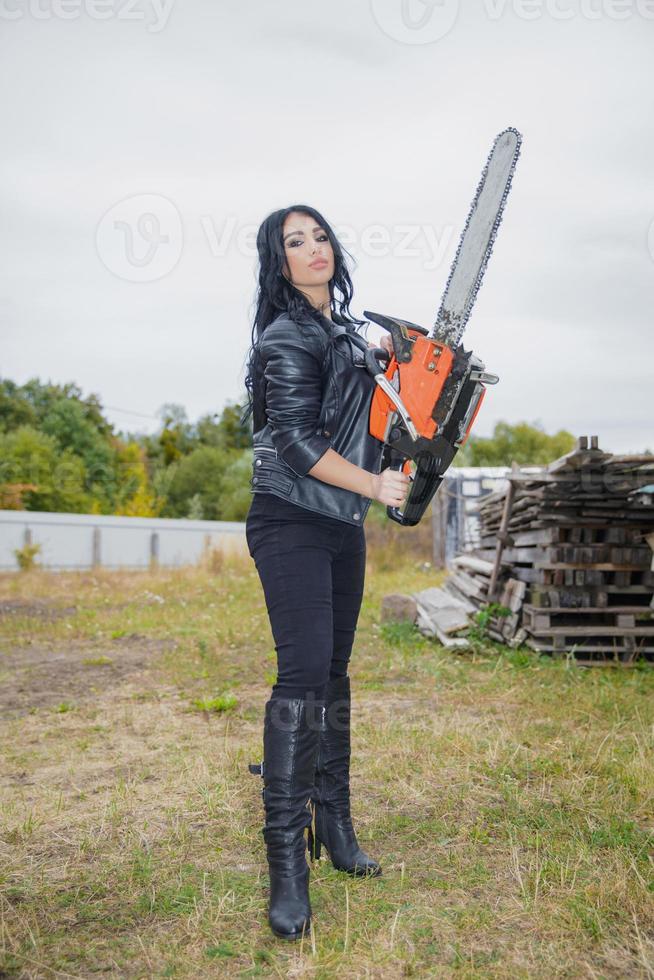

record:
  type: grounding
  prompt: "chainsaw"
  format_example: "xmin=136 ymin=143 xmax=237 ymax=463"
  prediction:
xmin=364 ymin=127 xmax=522 ymax=526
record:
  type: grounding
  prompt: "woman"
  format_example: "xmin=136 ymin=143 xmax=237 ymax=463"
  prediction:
xmin=242 ymin=204 xmax=410 ymax=941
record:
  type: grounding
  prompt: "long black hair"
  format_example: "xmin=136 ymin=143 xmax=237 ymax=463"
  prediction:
xmin=241 ymin=204 xmax=365 ymax=430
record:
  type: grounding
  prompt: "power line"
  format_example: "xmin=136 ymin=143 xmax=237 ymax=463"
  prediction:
xmin=104 ymin=405 xmax=160 ymax=421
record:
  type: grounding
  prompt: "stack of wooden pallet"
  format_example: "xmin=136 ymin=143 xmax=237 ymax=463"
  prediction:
xmin=440 ymin=554 xmax=526 ymax=645
xmin=439 ymin=437 xmax=654 ymax=664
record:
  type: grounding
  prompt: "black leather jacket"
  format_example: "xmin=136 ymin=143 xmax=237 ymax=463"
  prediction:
xmin=249 ymin=310 xmax=385 ymax=526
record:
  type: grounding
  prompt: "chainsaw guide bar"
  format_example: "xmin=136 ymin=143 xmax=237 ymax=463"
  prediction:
xmin=363 ymin=127 xmax=522 ymax=527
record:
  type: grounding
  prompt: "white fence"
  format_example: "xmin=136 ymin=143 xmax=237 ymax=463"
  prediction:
xmin=0 ymin=509 xmax=247 ymax=571
xmin=1 ymin=466 xmax=542 ymax=571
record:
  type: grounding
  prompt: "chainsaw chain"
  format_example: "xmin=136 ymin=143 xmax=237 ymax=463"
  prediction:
xmin=433 ymin=127 xmax=522 ymax=347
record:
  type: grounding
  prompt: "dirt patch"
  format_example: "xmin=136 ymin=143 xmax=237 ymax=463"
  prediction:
xmin=0 ymin=598 xmax=78 ymax=620
xmin=0 ymin=636 xmax=176 ymax=717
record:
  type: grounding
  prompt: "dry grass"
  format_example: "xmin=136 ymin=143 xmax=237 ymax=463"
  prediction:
xmin=0 ymin=546 xmax=653 ymax=978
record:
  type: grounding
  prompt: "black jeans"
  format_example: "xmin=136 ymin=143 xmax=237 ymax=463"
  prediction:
xmin=245 ymin=491 xmax=367 ymax=702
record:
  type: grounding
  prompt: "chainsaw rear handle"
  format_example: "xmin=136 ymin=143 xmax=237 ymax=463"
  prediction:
xmin=385 ymin=450 xmax=445 ymax=527
xmin=364 ymin=346 xmax=390 ymax=377
xmin=385 ymin=452 xmax=414 ymax=525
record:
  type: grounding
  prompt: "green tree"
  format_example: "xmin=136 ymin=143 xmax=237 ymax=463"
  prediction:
xmin=187 ymin=493 xmax=204 ymax=520
xmin=0 ymin=379 xmax=38 ymax=432
xmin=218 ymin=449 xmax=254 ymax=521
xmin=163 ymin=446 xmax=233 ymax=520
xmin=458 ymin=421 xmax=576 ymax=467
xmin=156 ymin=404 xmax=195 ymax=465
xmin=113 ymin=441 xmax=162 ymax=516
xmin=196 ymin=398 xmax=252 ymax=451
xmin=0 ymin=376 xmax=257 ymax=519
xmin=0 ymin=426 xmax=91 ymax=512
xmin=41 ymin=398 xmax=117 ymax=508
xmin=21 ymin=379 xmax=110 ymax=435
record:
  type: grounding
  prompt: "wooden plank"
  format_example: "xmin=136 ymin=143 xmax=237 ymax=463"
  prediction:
xmin=527 ymin=641 xmax=654 ymax=655
xmin=497 ymin=578 xmax=526 ymax=613
xmin=431 ymin=624 xmax=470 ymax=649
xmin=527 ymin=626 xmax=654 ymax=637
xmin=441 ymin=581 xmax=478 ymax=614
xmin=534 ymin=563 xmax=649 ymax=572
xmin=451 ymin=555 xmax=495 ymax=576
xmin=449 ymin=570 xmax=487 ymax=599
xmin=522 ymin=604 xmax=651 ymax=615
xmin=436 ymin=609 xmax=471 ymax=634
xmin=647 ymin=532 xmax=654 ymax=571
xmin=522 ymin=607 xmax=643 ymax=631
xmin=413 ymin=587 xmax=474 ymax=639
xmin=488 ymin=474 xmax=518 ymax=600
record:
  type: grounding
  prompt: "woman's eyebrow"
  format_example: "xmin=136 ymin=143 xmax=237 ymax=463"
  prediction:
xmin=283 ymin=226 xmax=325 ymax=241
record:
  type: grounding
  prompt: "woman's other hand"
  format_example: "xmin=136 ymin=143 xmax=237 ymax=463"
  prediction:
xmin=370 ymin=467 xmax=411 ymax=507
xmin=367 ymin=333 xmax=393 ymax=356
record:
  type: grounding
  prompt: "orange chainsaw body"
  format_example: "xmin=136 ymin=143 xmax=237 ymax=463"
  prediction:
xmin=370 ymin=333 xmax=453 ymax=442
xmin=361 ymin=312 xmax=495 ymax=523
xmin=369 ymin=329 xmax=485 ymax=450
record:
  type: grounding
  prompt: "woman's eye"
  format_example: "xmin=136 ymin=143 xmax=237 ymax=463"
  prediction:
xmin=288 ymin=239 xmax=302 ymax=248
xmin=317 ymin=234 xmax=328 ymax=242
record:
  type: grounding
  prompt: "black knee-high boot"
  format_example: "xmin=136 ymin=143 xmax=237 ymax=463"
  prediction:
xmin=307 ymin=675 xmax=381 ymax=877
xmin=249 ymin=697 xmax=322 ymax=940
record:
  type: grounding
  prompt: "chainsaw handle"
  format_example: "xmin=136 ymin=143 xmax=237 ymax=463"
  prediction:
xmin=384 ymin=451 xmax=446 ymax=527
xmin=385 ymin=454 xmax=414 ymax=525
xmin=364 ymin=346 xmax=390 ymax=378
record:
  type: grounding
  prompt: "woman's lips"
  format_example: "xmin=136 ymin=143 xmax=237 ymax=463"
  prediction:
xmin=309 ymin=259 xmax=328 ymax=269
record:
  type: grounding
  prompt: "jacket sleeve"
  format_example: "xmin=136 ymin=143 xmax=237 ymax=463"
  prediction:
xmin=259 ymin=319 xmax=332 ymax=477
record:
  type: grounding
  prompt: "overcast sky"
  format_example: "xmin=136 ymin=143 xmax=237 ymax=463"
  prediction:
xmin=2 ymin=0 xmax=653 ymax=452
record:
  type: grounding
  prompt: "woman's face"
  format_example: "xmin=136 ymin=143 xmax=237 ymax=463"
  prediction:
xmin=281 ymin=211 xmax=335 ymax=289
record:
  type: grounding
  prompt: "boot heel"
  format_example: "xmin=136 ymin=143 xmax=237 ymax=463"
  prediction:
xmin=313 ymin=676 xmax=382 ymax=877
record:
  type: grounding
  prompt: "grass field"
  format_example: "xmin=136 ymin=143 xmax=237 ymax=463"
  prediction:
xmin=1 ymin=546 xmax=653 ymax=978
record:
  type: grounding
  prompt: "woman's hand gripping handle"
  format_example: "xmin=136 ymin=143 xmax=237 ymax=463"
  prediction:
xmin=366 ymin=332 xmax=411 ymax=509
